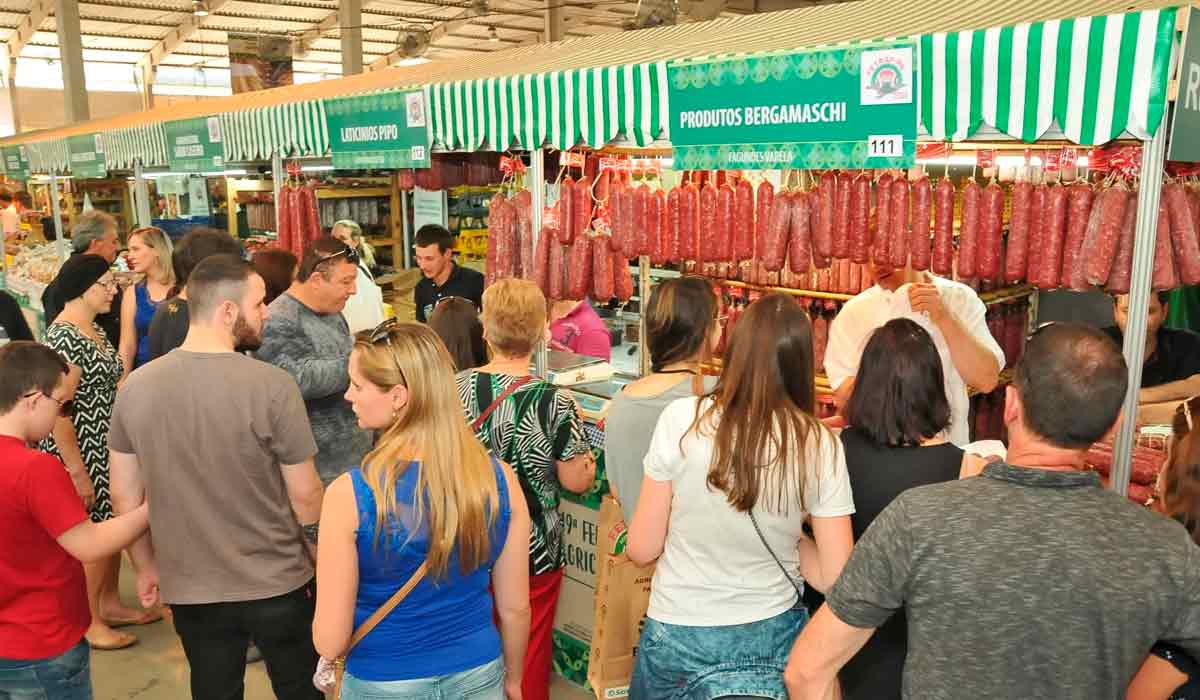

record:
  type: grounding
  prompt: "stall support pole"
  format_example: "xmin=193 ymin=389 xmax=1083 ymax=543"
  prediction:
xmin=530 ymin=148 xmax=549 ymax=379
xmin=399 ymin=191 xmax=412 ymax=270
xmin=271 ymin=151 xmax=283 ymax=234
xmin=1111 ymin=128 xmax=1167 ymax=496
xmin=133 ymin=162 xmax=152 ymax=228
xmin=638 ymin=256 xmax=651 ymax=376
xmin=49 ymin=172 xmax=67 ymax=262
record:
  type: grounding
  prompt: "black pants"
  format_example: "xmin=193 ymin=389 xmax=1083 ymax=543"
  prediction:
xmin=170 ymin=579 xmax=322 ymax=700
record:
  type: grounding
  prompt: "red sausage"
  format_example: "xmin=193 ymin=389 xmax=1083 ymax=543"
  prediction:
xmin=1153 ymin=199 xmax=1179 ymax=291
xmin=978 ymin=181 xmax=1004 ymax=280
xmin=957 ymin=180 xmax=982 ymax=279
xmin=1038 ymin=184 xmax=1068 ymax=290
xmin=650 ymin=189 xmax=668 ymax=266
xmin=716 ymin=183 xmax=735 ymax=264
xmin=615 ymin=249 xmax=634 ymax=302
xmin=559 ymin=177 xmax=576 ymax=245
xmin=620 ymin=184 xmax=639 ymax=259
xmin=756 ymin=181 xmax=775 ymax=265
xmin=763 ymin=193 xmax=792 ymax=272
xmin=548 ymin=240 xmax=565 ymax=300
xmin=630 ymin=184 xmax=649 ymax=257
xmin=850 ymin=173 xmax=872 ymax=264
xmin=486 ymin=193 xmax=504 ymax=287
xmin=567 ymin=233 xmax=592 ymax=300
xmin=515 ymin=191 xmax=533 ymax=280
xmin=810 ymin=190 xmax=832 ymax=269
xmin=833 ymin=172 xmax=852 ymax=259
xmin=499 ymin=199 xmax=519 ymax=280
xmin=909 ymin=176 xmax=932 ymax=271
xmin=700 ymin=182 xmax=719 ymax=262
xmin=1105 ymin=193 xmax=1137 ymax=295
xmin=592 ymin=234 xmax=615 ymax=301
xmin=680 ymin=183 xmax=699 ymax=261
xmin=532 ymin=225 xmax=552 ymax=294
xmin=1026 ymin=185 xmax=1047 ymax=285
xmin=932 ymin=179 xmax=955 ymax=275
xmin=812 ymin=312 xmax=828 ymax=374
xmin=815 ymin=172 xmax=836 ymax=260
xmin=1165 ymin=183 xmax=1200 ymax=285
xmin=1085 ymin=185 xmax=1131 ymax=286
xmin=790 ymin=192 xmax=814 ymax=274
xmin=874 ymin=173 xmax=894 ymax=262
xmin=1060 ymin=183 xmax=1095 ymax=286
xmin=1005 ymin=181 xmax=1033 ymax=283
xmin=666 ymin=187 xmax=682 ymax=264
xmin=888 ymin=177 xmax=910 ymax=269
xmin=734 ymin=178 xmax=755 ymax=262
xmin=576 ymin=176 xmax=594 ymax=242
xmin=849 ymin=262 xmax=863 ymax=294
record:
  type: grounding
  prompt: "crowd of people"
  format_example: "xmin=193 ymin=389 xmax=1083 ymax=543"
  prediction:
xmin=0 ymin=209 xmax=1198 ymax=700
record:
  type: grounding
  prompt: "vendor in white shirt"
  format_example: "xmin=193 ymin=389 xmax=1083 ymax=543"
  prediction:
xmin=824 ymin=259 xmax=1005 ymax=446
xmin=330 ymin=219 xmax=386 ymax=333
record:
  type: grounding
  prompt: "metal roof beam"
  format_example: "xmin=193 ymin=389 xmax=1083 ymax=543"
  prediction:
xmin=136 ymin=0 xmax=233 ymax=74
xmin=9 ymin=0 xmax=52 ymax=59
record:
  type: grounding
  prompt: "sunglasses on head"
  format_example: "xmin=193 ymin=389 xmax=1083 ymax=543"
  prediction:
xmin=315 ymin=245 xmax=360 ymax=268
xmin=366 ymin=317 xmax=408 ymax=385
xmin=24 ymin=391 xmax=74 ymax=417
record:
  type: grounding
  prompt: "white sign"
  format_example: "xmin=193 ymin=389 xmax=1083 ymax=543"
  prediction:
xmin=860 ymin=46 xmax=914 ymax=106
xmin=412 ymin=186 xmax=446 ymax=231
xmin=867 ymin=134 xmax=904 ymax=159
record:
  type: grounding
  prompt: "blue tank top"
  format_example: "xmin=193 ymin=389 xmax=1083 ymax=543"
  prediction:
xmin=347 ymin=459 xmax=511 ymax=681
xmin=133 ymin=283 xmax=162 ymax=368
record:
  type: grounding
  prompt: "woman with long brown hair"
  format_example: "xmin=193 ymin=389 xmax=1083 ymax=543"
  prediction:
xmin=627 ymin=292 xmax=854 ymax=700
xmin=1128 ymin=395 xmax=1200 ymax=700
xmin=313 ymin=321 xmax=531 ymax=699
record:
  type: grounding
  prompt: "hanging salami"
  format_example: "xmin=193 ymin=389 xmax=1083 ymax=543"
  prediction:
xmin=1038 ymin=184 xmax=1068 ymax=290
xmin=699 ymin=182 xmax=719 ymax=262
xmin=532 ymin=225 xmax=553 ymax=294
xmin=734 ymin=178 xmax=755 ymax=263
xmin=957 ymin=180 xmax=983 ymax=279
xmin=1060 ymin=183 xmax=1095 ymax=286
xmin=932 ymin=178 xmax=955 ymax=276
xmin=789 ymin=192 xmax=814 ymax=274
xmin=1165 ymin=183 xmax=1200 ymax=285
xmin=1105 ymin=193 xmax=1137 ymax=295
xmin=615 ymin=250 xmax=634 ymax=302
xmin=909 ymin=176 xmax=932 ymax=271
xmin=888 ymin=177 xmax=910 ymax=269
xmin=850 ymin=173 xmax=872 ymax=264
xmin=593 ymin=235 xmax=615 ymax=301
xmin=1005 ymin=181 xmax=1033 ymax=283
xmin=815 ymin=172 xmax=836 ymax=260
xmin=666 ymin=187 xmax=682 ymax=264
xmin=716 ymin=183 xmax=735 ymax=265
xmin=977 ymin=181 xmax=1004 ymax=281
xmin=832 ymin=173 xmax=852 ymax=259
xmin=756 ymin=180 xmax=775 ymax=267
xmin=566 ymin=233 xmax=593 ymax=300
xmin=650 ymin=189 xmax=668 ymax=266
xmin=575 ymin=176 xmax=594 ymax=242
xmin=1153 ymin=199 xmax=1179 ymax=291
xmin=548 ymin=241 xmax=566 ymax=300
xmin=763 ymin=192 xmax=793 ymax=273
xmin=634 ymin=184 xmax=652 ymax=257
xmin=1085 ymin=184 xmax=1131 ymax=287
xmin=874 ymin=173 xmax=894 ymax=263
xmin=679 ymin=183 xmax=700 ymax=261
xmin=559 ymin=177 xmax=576 ymax=245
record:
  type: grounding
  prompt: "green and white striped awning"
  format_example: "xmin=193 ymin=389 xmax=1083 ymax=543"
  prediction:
xmin=920 ymin=7 xmax=1177 ymax=144
xmin=426 ymin=61 xmax=671 ymax=151
xmin=25 ymin=138 xmax=69 ymax=174
xmin=219 ymin=100 xmax=330 ymax=163
xmin=105 ymin=123 xmax=168 ymax=170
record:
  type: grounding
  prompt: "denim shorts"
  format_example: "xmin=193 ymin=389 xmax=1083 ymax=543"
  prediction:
xmin=341 ymin=658 xmax=504 ymax=700
xmin=630 ymin=608 xmax=809 ymax=700
xmin=0 ymin=640 xmax=93 ymax=700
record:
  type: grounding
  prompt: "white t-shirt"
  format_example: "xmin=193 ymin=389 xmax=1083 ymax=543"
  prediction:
xmin=824 ymin=276 xmax=1005 ymax=446
xmin=1 ymin=205 xmax=19 ymax=235
xmin=341 ymin=265 xmax=386 ymax=334
xmin=643 ymin=396 xmax=855 ymax=627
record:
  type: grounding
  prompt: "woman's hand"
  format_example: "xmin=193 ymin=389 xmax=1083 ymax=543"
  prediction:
xmin=69 ymin=467 xmax=96 ymax=510
xmin=504 ymin=675 xmax=523 ymax=700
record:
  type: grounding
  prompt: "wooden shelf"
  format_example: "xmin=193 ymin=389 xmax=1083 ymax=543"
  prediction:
xmin=317 ymin=187 xmax=391 ymax=200
xmin=978 ymin=285 xmax=1036 ymax=305
xmin=717 ymin=278 xmax=854 ymax=302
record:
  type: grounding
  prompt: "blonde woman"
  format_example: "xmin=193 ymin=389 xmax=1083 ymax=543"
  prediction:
xmin=457 ymin=278 xmax=595 ymax=700
xmin=314 ymin=321 xmax=531 ymax=699
xmin=119 ymin=226 xmax=176 ymax=372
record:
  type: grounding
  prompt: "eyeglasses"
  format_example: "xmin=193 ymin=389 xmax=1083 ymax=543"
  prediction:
xmin=1026 ymin=321 xmax=1059 ymax=342
xmin=23 ymin=391 xmax=74 ymax=417
xmin=366 ymin=317 xmax=408 ymax=385
xmin=434 ymin=295 xmax=474 ymax=309
xmin=315 ymin=245 xmax=360 ymax=268
xmin=95 ymin=278 xmax=118 ymax=291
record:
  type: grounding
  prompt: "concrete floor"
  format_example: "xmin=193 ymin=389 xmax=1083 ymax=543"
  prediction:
xmin=92 ymin=559 xmax=592 ymax=700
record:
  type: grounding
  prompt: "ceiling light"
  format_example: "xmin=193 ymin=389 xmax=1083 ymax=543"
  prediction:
xmin=193 ymin=0 xmax=210 ymax=17
xmin=488 ymin=26 xmax=500 ymax=43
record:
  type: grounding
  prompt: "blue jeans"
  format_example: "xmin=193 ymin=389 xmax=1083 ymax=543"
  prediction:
xmin=341 ymin=658 xmax=504 ymax=700
xmin=0 ymin=640 xmax=92 ymax=700
xmin=630 ymin=608 xmax=809 ymax=700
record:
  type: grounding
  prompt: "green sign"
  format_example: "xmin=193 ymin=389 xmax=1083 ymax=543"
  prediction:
xmin=324 ymin=91 xmax=431 ymax=170
xmin=68 ymin=134 xmax=106 ymax=179
xmin=667 ymin=42 xmax=917 ymax=171
xmin=164 ymin=117 xmax=224 ymax=173
xmin=2 ymin=146 xmax=29 ymax=181
xmin=1170 ymin=7 xmax=1200 ymax=161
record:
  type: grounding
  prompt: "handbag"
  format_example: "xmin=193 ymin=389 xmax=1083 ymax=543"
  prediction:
xmin=319 ymin=560 xmax=429 ymax=699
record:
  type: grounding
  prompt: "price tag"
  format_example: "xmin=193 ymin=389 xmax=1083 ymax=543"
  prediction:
xmin=867 ymin=134 xmax=903 ymax=159
xmin=410 ymin=145 xmax=426 ymax=163
xmin=562 ymin=152 xmax=586 ymax=169
xmin=975 ymin=149 xmax=996 ymax=169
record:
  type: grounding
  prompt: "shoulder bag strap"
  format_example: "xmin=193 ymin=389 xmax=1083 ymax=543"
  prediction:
xmin=748 ymin=510 xmax=806 ymax=604
xmin=472 ymin=375 xmax=534 ymax=433
xmin=346 ymin=560 xmax=429 ymax=652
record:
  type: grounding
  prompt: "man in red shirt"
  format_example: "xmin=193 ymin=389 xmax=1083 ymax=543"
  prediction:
xmin=0 ymin=341 xmax=150 ymax=699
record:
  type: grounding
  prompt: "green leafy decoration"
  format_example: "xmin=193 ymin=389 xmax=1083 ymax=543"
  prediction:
xmin=796 ymin=54 xmax=818 ymax=80
xmin=729 ymin=59 xmax=751 ymax=85
xmin=842 ymin=49 xmax=862 ymax=75
xmin=707 ymin=62 xmax=726 ymax=87
xmin=671 ymin=66 xmax=692 ymax=90
xmin=818 ymin=52 xmax=841 ymax=78
xmin=689 ymin=65 xmax=709 ymax=89
xmin=768 ymin=55 xmax=790 ymax=82
xmin=750 ymin=59 xmax=772 ymax=84
xmin=850 ymin=141 xmax=870 ymax=166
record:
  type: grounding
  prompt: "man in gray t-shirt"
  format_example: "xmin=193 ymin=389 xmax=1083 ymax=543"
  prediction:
xmin=257 ymin=238 xmax=372 ymax=484
xmin=785 ymin=323 xmax=1200 ymax=700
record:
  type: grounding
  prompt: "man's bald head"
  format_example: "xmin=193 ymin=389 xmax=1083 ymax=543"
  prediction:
xmin=1014 ymin=323 xmax=1128 ymax=449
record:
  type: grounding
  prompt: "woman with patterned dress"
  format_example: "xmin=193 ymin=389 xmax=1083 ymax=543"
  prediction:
xmin=40 ymin=255 xmax=159 ymax=651
xmin=456 ymin=279 xmax=596 ymax=700
xmin=118 ymin=226 xmax=175 ymax=374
